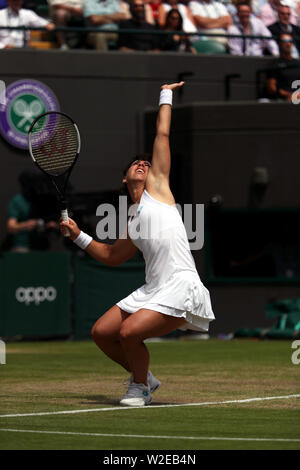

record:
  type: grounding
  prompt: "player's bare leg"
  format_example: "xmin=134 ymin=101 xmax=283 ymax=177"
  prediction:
xmin=119 ymin=308 xmax=187 ymax=385
xmin=91 ymin=305 xmax=131 ymax=371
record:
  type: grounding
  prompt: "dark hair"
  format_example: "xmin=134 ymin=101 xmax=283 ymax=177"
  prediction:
xmin=129 ymin=0 xmax=144 ymax=15
xmin=236 ymin=1 xmax=251 ymax=10
xmin=278 ymin=4 xmax=291 ymax=11
xmin=165 ymin=9 xmax=183 ymax=31
xmin=122 ymin=153 xmax=152 ymax=176
xmin=120 ymin=153 xmax=152 ymax=202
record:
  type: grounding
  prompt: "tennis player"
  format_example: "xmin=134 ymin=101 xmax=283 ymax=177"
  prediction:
xmin=60 ymin=82 xmax=215 ymax=406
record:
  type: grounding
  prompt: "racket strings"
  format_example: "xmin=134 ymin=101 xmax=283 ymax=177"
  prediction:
xmin=30 ymin=114 xmax=79 ymax=177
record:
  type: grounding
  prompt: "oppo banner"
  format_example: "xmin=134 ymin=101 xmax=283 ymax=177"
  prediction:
xmin=0 ymin=252 xmax=71 ymax=338
xmin=15 ymin=286 xmax=57 ymax=306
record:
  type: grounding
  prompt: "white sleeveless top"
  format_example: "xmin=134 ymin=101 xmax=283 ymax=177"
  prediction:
xmin=117 ymin=190 xmax=215 ymax=331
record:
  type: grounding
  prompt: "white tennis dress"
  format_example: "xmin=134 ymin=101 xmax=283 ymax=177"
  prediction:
xmin=117 ymin=190 xmax=215 ymax=331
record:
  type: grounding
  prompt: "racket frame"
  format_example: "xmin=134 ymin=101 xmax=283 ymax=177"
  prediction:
xmin=28 ymin=111 xmax=81 ymax=237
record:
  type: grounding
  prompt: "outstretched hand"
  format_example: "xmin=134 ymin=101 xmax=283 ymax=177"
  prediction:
xmin=161 ymin=81 xmax=184 ymax=91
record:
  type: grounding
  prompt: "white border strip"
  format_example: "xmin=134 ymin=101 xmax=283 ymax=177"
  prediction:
xmin=0 ymin=428 xmax=299 ymax=442
xmin=0 ymin=394 xmax=299 ymax=418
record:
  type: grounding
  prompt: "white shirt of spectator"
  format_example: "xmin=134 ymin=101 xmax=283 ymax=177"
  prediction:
xmin=259 ymin=0 xmax=298 ymax=26
xmin=48 ymin=0 xmax=86 ymax=7
xmin=189 ymin=0 xmax=230 ymax=42
xmin=0 ymin=7 xmax=48 ymax=49
xmin=228 ymin=16 xmax=279 ymax=56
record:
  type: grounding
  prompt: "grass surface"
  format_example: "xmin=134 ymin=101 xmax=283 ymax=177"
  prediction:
xmin=0 ymin=338 xmax=299 ymax=450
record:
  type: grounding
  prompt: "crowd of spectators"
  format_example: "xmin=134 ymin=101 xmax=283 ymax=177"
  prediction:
xmin=1 ymin=0 xmax=300 ymax=61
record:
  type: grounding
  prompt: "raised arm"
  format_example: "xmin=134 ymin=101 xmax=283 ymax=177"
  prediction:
xmin=146 ymin=82 xmax=184 ymax=204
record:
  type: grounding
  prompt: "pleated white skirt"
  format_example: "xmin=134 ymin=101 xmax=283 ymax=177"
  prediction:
xmin=117 ymin=270 xmax=215 ymax=332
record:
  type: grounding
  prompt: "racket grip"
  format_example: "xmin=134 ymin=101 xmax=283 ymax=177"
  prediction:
xmin=61 ymin=208 xmax=70 ymax=237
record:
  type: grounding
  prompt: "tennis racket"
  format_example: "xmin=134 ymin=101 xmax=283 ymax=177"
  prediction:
xmin=28 ymin=111 xmax=81 ymax=237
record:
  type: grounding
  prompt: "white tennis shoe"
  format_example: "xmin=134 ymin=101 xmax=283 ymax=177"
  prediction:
xmin=120 ymin=382 xmax=152 ymax=407
xmin=147 ymin=370 xmax=162 ymax=393
xmin=127 ymin=370 xmax=161 ymax=394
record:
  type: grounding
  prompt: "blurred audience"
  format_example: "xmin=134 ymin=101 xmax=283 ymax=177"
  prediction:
xmin=157 ymin=0 xmax=197 ymax=33
xmin=268 ymin=3 xmax=300 ymax=56
xmin=259 ymin=0 xmax=298 ymax=26
xmin=48 ymin=0 xmax=86 ymax=50
xmin=226 ymin=0 xmax=251 ymax=19
xmin=135 ymin=0 xmax=155 ymax=24
xmin=3 ymin=0 xmax=300 ymax=57
xmin=23 ymin=1 xmax=45 ymax=12
xmin=189 ymin=0 xmax=232 ymax=45
xmin=84 ymin=0 xmax=129 ymax=50
xmin=6 ymin=171 xmax=59 ymax=252
xmin=159 ymin=8 xmax=197 ymax=51
xmin=124 ymin=0 xmax=155 ymax=24
xmin=118 ymin=0 xmax=159 ymax=51
xmin=228 ymin=2 xmax=279 ymax=55
xmin=147 ymin=0 xmax=162 ymax=23
xmin=246 ymin=0 xmax=266 ymax=17
xmin=267 ymin=32 xmax=300 ymax=100
xmin=0 ymin=0 xmax=55 ymax=49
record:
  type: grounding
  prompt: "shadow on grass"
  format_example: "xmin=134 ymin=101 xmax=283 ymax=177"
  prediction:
xmin=80 ymin=395 xmax=174 ymax=406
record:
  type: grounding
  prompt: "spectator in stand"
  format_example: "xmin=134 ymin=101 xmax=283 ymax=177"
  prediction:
xmin=227 ymin=0 xmax=251 ymax=19
xmin=117 ymin=0 xmax=160 ymax=51
xmin=0 ymin=0 xmax=55 ymax=49
xmin=228 ymin=2 xmax=279 ymax=55
xmin=147 ymin=0 xmax=162 ymax=23
xmin=125 ymin=0 xmax=155 ymax=24
xmin=84 ymin=0 xmax=129 ymax=50
xmin=259 ymin=0 xmax=298 ymax=26
xmin=159 ymin=8 xmax=197 ymax=51
xmin=268 ymin=3 xmax=300 ymax=55
xmin=6 ymin=171 xmax=59 ymax=252
xmin=48 ymin=0 xmax=86 ymax=50
xmin=267 ymin=32 xmax=300 ymax=100
xmin=189 ymin=0 xmax=232 ymax=45
xmin=157 ymin=0 xmax=197 ymax=34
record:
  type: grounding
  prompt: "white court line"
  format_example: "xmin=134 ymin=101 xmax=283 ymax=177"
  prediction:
xmin=0 ymin=428 xmax=299 ymax=442
xmin=0 ymin=394 xmax=299 ymax=419
xmin=0 ymin=429 xmax=300 ymax=442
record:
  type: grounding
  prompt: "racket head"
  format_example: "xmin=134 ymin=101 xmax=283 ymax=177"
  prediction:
xmin=28 ymin=111 xmax=81 ymax=179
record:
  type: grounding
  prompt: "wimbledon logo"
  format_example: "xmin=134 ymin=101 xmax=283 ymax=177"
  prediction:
xmin=0 ymin=79 xmax=59 ymax=149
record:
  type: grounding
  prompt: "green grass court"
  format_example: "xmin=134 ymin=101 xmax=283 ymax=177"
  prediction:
xmin=0 ymin=339 xmax=299 ymax=450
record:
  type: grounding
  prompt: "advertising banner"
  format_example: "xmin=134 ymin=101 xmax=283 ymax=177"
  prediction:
xmin=0 ymin=252 xmax=71 ymax=337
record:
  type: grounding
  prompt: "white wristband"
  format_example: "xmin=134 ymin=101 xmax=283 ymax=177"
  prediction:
xmin=159 ymin=89 xmax=172 ymax=107
xmin=73 ymin=231 xmax=93 ymax=250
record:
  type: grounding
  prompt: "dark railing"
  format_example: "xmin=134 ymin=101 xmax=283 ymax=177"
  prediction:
xmin=0 ymin=25 xmax=289 ymax=52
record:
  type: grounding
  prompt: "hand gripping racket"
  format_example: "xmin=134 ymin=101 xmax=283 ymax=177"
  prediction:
xmin=28 ymin=111 xmax=81 ymax=237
